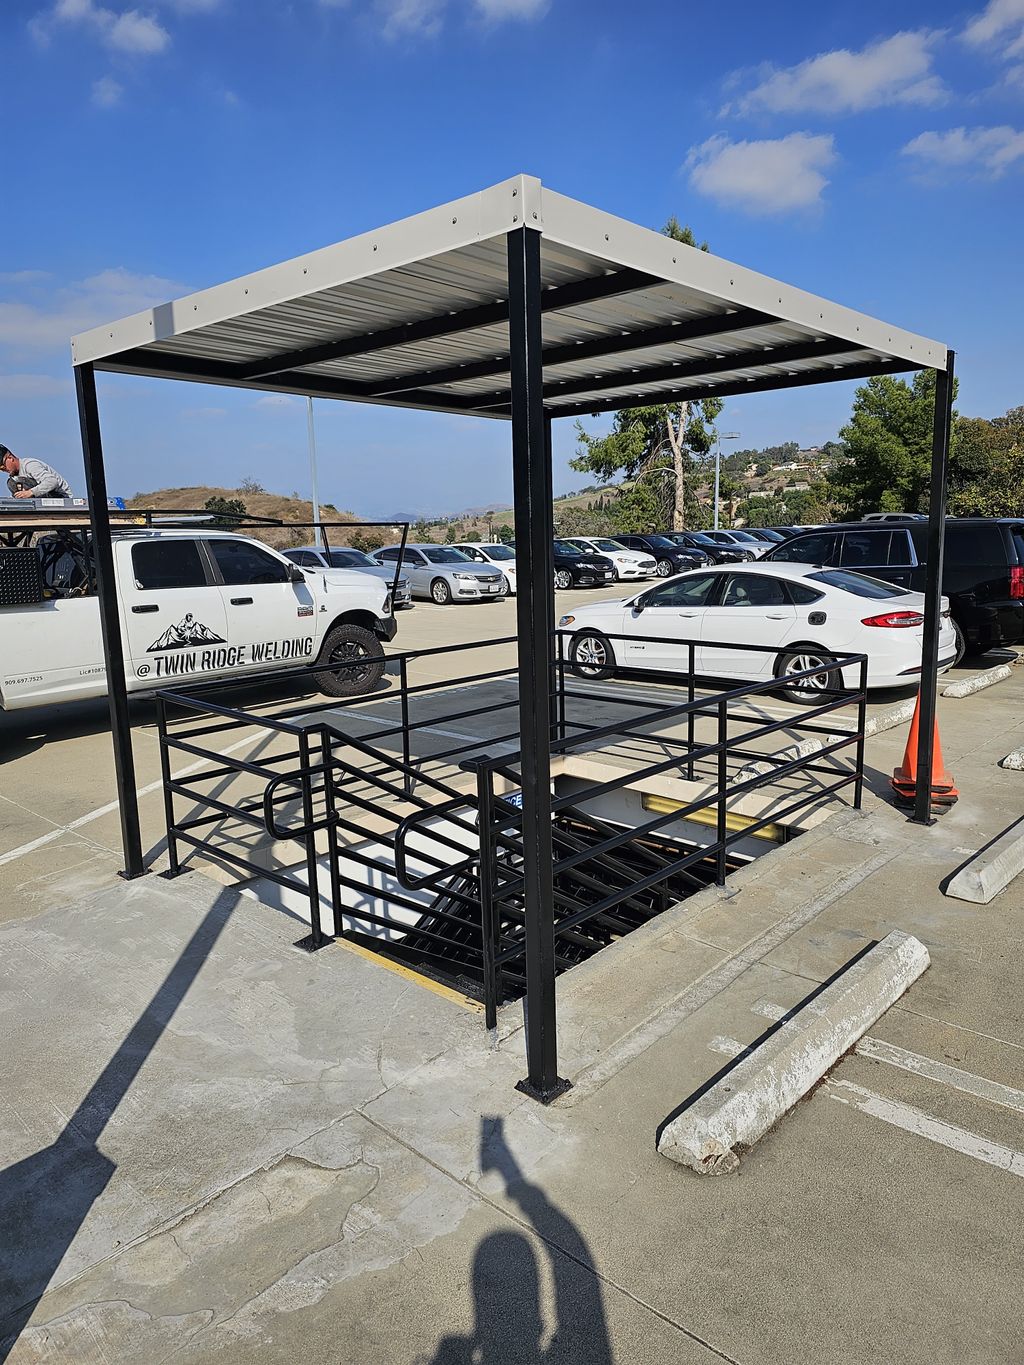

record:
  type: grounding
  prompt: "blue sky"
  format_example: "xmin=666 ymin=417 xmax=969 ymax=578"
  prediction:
xmin=1 ymin=0 xmax=1022 ymax=516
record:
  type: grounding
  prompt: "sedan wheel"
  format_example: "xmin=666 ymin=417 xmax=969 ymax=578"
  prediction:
xmin=656 ymin=558 xmax=672 ymax=577
xmin=554 ymin=569 xmax=573 ymax=590
xmin=775 ymin=649 xmax=841 ymax=704
xmin=430 ymin=578 xmax=452 ymax=605
xmin=569 ymin=632 xmax=615 ymax=680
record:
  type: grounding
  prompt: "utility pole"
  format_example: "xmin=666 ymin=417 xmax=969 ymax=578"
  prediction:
xmin=714 ymin=431 xmax=740 ymax=529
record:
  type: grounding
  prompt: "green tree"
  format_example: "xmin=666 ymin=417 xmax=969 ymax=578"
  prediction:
xmin=203 ymin=495 xmax=247 ymax=526
xmin=948 ymin=410 xmax=1024 ymax=516
xmin=496 ymin=523 xmax=515 ymax=545
xmin=571 ymin=217 xmax=723 ymax=531
xmin=350 ymin=529 xmax=386 ymax=552
xmin=827 ymin=371 xmax=959 ymax=517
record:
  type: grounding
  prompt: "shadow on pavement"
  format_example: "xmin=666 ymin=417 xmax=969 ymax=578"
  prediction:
xmin=0 ymin=890 xmax=236 ymax=1360
xmin=429 ymin=1116 xmax=614 ymax=1364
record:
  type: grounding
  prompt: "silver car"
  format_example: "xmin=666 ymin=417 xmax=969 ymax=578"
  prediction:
xmin=283 ymin=545 xmax=413 ymax=607
xmin=375 ymin=543 xmax=507 ymax=604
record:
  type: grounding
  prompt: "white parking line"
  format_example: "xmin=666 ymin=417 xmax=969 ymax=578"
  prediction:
xmin=0 ymin=729 xmax=270 ymax=869
xmin=827 ymin=1079 xmax=1024 ymax=1179
xmin=855 ymin=1038 xmax=1024 ymax=1115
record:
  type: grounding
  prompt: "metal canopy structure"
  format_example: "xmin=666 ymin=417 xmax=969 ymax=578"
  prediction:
xmin=72 ymin=173 xmax=953 ymax=1100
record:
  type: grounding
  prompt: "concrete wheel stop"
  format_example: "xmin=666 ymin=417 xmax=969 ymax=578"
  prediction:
xmin=656 ymin=931 xmax=930 ymax=1176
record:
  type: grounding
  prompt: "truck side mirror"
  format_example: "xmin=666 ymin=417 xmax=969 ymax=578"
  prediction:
xmin=288 ymin=564 xmax=306 ymax=582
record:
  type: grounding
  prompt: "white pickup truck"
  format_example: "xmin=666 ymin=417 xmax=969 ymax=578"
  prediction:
xmin=0 ymin=526 xmax=397 ymax=711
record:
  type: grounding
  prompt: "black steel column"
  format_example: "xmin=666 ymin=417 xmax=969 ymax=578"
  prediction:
xmin=75 ymin=362 xmax=146 ymax=878
xmin=507 ymin=226 xmax=568 ymax=1102
xmin=912 ymin=350 xmax=955 ymax=826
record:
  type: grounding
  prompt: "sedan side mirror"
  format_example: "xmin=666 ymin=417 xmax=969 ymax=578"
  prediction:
xmin=633 ymin=593 xmax=648 ymax=614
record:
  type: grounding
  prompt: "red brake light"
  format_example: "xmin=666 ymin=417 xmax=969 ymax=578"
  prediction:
xmin=1011 ymin=566 xmax=1024 ymax=600
xmin=861 ymin=611 xmax=925 ymax=628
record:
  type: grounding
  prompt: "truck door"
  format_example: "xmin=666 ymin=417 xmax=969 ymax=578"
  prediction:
xmin=122 ymin=538 xmax=229 ymax=687
xmin=206 ymin=537 xmax=318 ymax=674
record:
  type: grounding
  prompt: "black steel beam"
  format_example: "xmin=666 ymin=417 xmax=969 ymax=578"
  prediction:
xmin=501 ymin=356 xmax=925 ymax=419
xmin=75 ymin=362 xmax=146 ymax=880
xmin=912 ymin=351 xmax=956 ymax=825
xmin=507 ymin=226 xmax=568 ymax=1104
xmin=234 ymin=267 xmax=661 ymax=381
xmin=472 ymin=337 xmax=865 ymax=410
xmin=363 ymin=307 xmax=779 ymax=398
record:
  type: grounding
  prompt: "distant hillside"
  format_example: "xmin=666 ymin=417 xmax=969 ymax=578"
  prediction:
xmin=127 ymin=486 xmax=361 ymax=549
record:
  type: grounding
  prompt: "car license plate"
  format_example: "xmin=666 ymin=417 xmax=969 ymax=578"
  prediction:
xmin=602 ymin=572 xmax=613 ymax=579
xmin=487 ymin=585 xmax=500 ymax=593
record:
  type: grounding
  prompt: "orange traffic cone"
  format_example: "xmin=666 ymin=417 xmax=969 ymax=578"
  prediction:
xmin=891 ymin=692 xmax=958 ymax=808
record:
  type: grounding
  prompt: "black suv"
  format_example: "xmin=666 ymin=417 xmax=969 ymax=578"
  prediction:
xmin=553 ymin=540 xmax=616 ymax=589
xmin=763 ymin=519 xmax=1024 ymax=656
xmin=615 ymin=534 xmax=703 ymax=577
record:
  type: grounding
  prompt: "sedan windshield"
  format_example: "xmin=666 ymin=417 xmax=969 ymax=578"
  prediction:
xmin=556 ymin=540 xmax=589 ymax=553
xmin=325 ymin=549 xmax=379 ymax=568
xmin=808 ymin=569 xmax=911 ymax=599
xmin=423 ymin=548 xmax=473 ymax=564
xmin=479 ymin=544 xmax=515 ymax=561
xmin=686 ymin=533 xmax=720 ymax=547
xmin=591 ymin=539 xmax=626 ymax=552
xmin=724 ymin=530 xmax=760 ymax=543
xmin=640 ymin=535 xmax=677 ymax=550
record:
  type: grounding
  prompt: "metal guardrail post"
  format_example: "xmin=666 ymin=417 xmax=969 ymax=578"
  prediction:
xmin=297 ymin=727 xmax=327 ymax=952
xmin=321 ymin=727 xmax=345 ymax=938
xmin=400 ymin=655 xmax=413 ymax=797
xmin=854 ymin=657 xmax=868 ymax=810
xmin=477 ymin=764 xmax=501 ymax=1030
xmin=686 ymin=642 xmax=696 ymax=782
xmin=556 ymin=632 xmax=567 ymax=743
xmin=155 ymin=695 xmax=182 ymax=879
xmin=716 ymin=695 xmax=728 ymax=886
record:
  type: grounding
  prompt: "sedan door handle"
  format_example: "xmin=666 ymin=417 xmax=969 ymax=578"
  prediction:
xmin=678 ymin=611 xmax=699 ymax=618
xmin=131 ymin=604 xmax=159 ymax=614
xmin=230 ymin=596 xmax=254 ymax=606
xmin=766 ymin=612 xmax=789 ymax=619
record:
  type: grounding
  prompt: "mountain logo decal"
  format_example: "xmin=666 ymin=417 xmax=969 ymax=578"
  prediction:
xmin=148 ymin=613 xmax=226 ymax=652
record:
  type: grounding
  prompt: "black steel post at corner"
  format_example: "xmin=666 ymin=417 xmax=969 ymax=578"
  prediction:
xmin=155 ymin=695 xmax=182 ymax=879
xmin=544 ymin=415 xmax=559 ymax=744
xmin=912 ymin=350 xmax=956 ymax=826
xmin=75 ymin=362 xmax=146 ymax=880
xmin=716 ymin=696 xmax=728 ymax=886
xmin=507 ymin=225 xmax=569 ymax=1104
xmin=854 ymin=656 xmax=868 ymax=811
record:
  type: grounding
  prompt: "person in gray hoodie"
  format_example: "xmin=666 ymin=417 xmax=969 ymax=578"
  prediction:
xmin=1 ymin=445 xmax=73 ymax=499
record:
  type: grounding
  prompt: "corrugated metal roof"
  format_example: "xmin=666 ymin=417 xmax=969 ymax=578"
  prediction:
xmin=71 ymin=174 xmax=947 ymax=418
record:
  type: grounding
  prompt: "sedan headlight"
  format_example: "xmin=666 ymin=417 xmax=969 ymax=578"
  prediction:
xmin=575 ymin=561 xmax=591 ymax=569
xmin=614 ymin=556 xmax=629 ymax=563
xmin=452 ymin=572 xmax=476 ymax=580
xmin=559 ymin=614 xmax=575 ymax=626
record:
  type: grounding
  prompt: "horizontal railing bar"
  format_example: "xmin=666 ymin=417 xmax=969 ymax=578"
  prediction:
xmin=170 ymin=830 xmax=311 ymax=898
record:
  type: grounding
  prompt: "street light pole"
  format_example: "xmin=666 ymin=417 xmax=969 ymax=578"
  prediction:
xmin=713 ymin=431 xmax=740 ymax=530
xmin=306 ymin=397 xmax=321 ymax=533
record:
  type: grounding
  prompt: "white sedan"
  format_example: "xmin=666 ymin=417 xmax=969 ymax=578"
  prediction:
xmin=572 ymin=537 xmax=658 ymax=580
xmin=557 ymin=562 xmax=957 ymax=699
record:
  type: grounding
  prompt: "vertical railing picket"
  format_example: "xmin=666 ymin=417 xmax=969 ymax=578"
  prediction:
xmin=716 ymin=695 xmax=728 ymax=886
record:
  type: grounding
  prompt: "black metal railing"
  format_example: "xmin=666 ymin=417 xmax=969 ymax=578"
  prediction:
xmin=155 ymin=631 xmax=868 ymax=1022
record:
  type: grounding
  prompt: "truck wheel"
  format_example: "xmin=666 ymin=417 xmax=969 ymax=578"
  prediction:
xmin=430 ymin=578 xmax=452 ymax=605
xmin=312 ymin=624 xmax=385 ymax=697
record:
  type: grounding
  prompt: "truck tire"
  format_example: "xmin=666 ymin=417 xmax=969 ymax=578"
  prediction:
xmin=312 ymin=624 xmax=385 ymax=697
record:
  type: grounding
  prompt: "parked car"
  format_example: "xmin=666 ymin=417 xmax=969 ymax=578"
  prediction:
xmin=557 ymin=562 xmax=957 ymax=701
xmin=762 ymin=519 xmax=1024 ymax=659
xmin=553 ymin=540 xmax=616 ymax=589
xmin=454 ymin=542 xmax=518 ymax=594
xmin=613 ymin=534 xmax=704 ymax=577
xmin=283 ymin=544 xmax=413 ymax=608
xmin=742 ymin=528 xmax=788 ymax=547
xmin=701 ymin=529 xmax=769 ymax=558
xmin=375 ymin=543 xmax=507 ymax=604
xmin=659 ymin=531 xmax=750 ymax=564
xmin=570 ymin=537 xmax=658 ymax=580
xmin=1 ymin=527 xmax=396 ymax=709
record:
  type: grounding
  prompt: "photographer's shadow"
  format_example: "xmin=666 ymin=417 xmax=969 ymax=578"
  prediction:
xmin=429 ymin=1116 xmax=613 ymax=1364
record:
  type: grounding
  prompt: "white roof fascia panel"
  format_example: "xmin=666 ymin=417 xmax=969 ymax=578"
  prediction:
xmin=539 ymin=187 xmax=947 ymax=370
xmin=72 ymin=175 xmax=544 ymax=367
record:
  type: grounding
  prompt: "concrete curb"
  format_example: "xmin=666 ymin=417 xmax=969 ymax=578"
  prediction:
xmin=656 ymin=930 xmax=930 ymax=1176
xmin=999 ymin=749 xmax=1024 ymax=771
xmin=945 ymin=817 xmax=1024 ymax=904
xmin=864 ymin=698 xmax=917 ymax=736
xmin=943 ymin=664 xmax=1013 ymax=698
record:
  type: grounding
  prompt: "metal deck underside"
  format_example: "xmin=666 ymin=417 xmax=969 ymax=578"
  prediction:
xmin=71 ymin=175 xmax=946 ymax=421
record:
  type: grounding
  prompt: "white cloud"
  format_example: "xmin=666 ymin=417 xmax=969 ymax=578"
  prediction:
xmin=0 ymin=267 xmax=192 ymax=351
xmin=474 ymin=0 xmax=548 ymax=18
xmin=726 ymin=31 xmax=946 ymax=117
xmin=0 ymin=374 xmax=72 ymax=398
xmin=685 ymin=133 xmax=837 ymax=215
xmin=0 ymin=270 xmax=53 ymax=285
xmin=183 ymin=405 xmax=228 ymax=417
xmin=902 ymin=124 xmax=1024 ymax=177
xmin=255 ymin=395 xmax=299 ymax=409
xmin=31 ymin=0 xmax=170 ymax=55
xmin=377 ymin=0 xmax=445 ymax=37
xmin=91 ymin=75 xmax=123 ymax=106
xmin=963 ymin=0 xmax=1024 ymax=55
